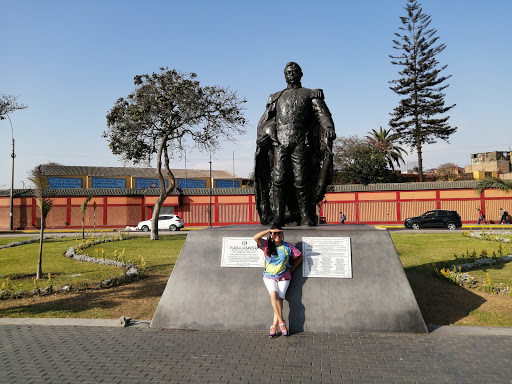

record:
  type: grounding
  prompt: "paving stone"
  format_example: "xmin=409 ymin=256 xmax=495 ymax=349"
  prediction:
xmin=1 ymin=325 xmax=512 ymax=383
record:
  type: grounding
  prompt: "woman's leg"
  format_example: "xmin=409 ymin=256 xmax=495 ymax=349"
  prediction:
xmin=263 ymin=278 xmax=284 ymax=326
xmin=276 ymin=280 xmax=290 ymax=335
xmin=269 ymin=291 xmax=284 ymax=326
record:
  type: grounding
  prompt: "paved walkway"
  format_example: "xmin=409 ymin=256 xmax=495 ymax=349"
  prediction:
xmin=1 ymin=320 xmax=511 ymax=384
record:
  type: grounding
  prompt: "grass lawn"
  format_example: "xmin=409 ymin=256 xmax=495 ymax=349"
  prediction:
xmin=0 ymin=234 xmax=185 ymax=318
xmin=391 ymin=232 xmax=512 ymax=327
xmin=1 ymin=231 xmax=511 ymax=326
xmin=1 ymin=237 xmax=121 ymax=289
xmin=391 ymin=232 xmax=512 ymax=286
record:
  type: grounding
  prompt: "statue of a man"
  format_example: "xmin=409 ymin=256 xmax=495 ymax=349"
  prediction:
xmin=254 ymin=62 xmax=336 ymax=226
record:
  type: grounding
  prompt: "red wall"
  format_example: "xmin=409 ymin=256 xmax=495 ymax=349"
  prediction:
xmin=1 ymin=187 xmax=511 ymax=230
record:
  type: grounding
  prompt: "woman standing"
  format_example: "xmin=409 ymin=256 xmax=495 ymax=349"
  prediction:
xmin=254 ymin=225 xmax=303 ymax=337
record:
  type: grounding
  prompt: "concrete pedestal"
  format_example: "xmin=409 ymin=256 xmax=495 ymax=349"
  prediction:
xmin=150 ymin=225 xmax=427 ymax=333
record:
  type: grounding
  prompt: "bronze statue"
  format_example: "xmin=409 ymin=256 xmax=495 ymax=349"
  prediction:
xmin=254 ymin=62 xmax=336 ymax=226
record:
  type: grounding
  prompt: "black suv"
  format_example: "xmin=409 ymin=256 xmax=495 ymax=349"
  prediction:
xmin=404 ymin=209 xmax=462 ymax=230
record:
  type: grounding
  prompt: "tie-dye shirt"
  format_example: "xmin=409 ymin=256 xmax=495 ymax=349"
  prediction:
xmin=258 ymin=239 xmax=301 ymax=281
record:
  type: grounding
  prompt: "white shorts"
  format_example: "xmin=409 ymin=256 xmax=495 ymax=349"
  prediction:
xmin=263 ymin=278 xmax=290 ymax=299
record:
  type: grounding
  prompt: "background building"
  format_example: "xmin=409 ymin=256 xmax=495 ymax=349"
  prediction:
xmin=39 ymin=164 xmax=243 ymax=190
xmin=464 ymin=151 xmax=512 ymax=180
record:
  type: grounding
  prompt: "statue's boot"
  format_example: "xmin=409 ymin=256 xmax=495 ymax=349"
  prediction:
xmin=271 ymin=187 xmax=286 ymax=226
xmin=296 ymin=187 xmax=316 ymax=227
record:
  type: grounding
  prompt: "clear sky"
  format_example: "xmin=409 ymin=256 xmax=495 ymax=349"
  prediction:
xmin=1 ymin=0 xmax=511 ymax=188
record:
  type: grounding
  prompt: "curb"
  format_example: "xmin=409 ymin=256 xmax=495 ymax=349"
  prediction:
xmin=0 ymin=318 xmax=151 ymax=328
xmin=0 ymin=318 xmax=510 ymax=335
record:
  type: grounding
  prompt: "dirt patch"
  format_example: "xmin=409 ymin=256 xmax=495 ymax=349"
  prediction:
xmin=0 ymin=275 xmax=168 ymax=320
xmin=408 ymin=273 xmax=512 ymax=326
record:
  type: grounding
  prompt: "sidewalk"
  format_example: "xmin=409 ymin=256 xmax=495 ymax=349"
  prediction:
xmin=1 ymin=319 xmax=511 ymax=384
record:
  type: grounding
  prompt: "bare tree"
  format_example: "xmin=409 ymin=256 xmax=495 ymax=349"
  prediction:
xmin=0 ymin=94 xmax=27 ymax=118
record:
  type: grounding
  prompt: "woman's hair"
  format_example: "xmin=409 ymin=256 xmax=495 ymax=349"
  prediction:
xmin=267 ymin=225 xmax=283 ymax=256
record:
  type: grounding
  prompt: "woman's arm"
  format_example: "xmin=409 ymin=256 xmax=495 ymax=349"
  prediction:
xmin=290 ymin=253 xmax=303 ymax=273
xmin=254 ymin=229 xmax=270 ymax=246
xmin=290 ymin=253 xmax=304 ymax=273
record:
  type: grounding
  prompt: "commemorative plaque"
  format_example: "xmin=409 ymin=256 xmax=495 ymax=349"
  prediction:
xmin=302 ymin=237 xmax=352 ymax=278
xmin=221 ymin=237 xmax=264 ymax=267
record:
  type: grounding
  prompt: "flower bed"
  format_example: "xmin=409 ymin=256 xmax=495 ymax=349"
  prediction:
xmin=435 ymin=230 xmax=512 ymax=296
xmin=64 ymin=232 xmax=143 ymax=288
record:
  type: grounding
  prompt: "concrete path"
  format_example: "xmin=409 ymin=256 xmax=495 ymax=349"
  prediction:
xmin=1 ymin=319 xmax=511 ymax=384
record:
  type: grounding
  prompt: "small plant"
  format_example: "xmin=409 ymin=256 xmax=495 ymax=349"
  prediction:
xmin=482 ymin=273 xmax=494 ymax=293
xmin=1 ymin=277 xmax=12 ymax=291
xmin=44 ymin=273 xmax=53 ymax=294
xmin=437 ymin=266 xmax=474 ymax=286
xmin=138 ymin=256 xmax=147 ymax=276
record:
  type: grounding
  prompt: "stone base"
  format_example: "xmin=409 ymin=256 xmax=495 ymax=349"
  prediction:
xmin=150 ymin=225 xmax=427 ymax=333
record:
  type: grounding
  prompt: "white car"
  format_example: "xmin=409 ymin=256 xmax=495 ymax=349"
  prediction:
xmin=137 ymin=215 xmax=184 ymax=232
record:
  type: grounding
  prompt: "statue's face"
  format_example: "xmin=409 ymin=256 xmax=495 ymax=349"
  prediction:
xmin=284 ymin=65 xmax=302 ymax=85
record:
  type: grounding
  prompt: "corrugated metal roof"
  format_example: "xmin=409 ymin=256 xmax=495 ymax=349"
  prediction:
xmin=0 ymin=187 xmax=255 ymax=197
xmin=0 ymin=181 xmax=485 ymax=198
xmin=181 ymin=188 xmax=255 ymax=196
xmin=39 ymin=164 xmax=237 ymax=179
xmin=328 ymin=180 xmax=482 ymax=192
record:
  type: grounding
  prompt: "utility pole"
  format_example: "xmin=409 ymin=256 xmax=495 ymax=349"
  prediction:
xmin=209 ymin=152 xmax=212 ymax=228
xmin=10 ymin=137 xmax=15 ymax=231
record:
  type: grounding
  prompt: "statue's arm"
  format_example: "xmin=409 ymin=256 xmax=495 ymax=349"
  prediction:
xmin=311 ymin=90 xmax=336 ymax=140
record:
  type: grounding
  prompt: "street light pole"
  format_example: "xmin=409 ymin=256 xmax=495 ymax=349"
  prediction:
xmin=5 ymin=114 xmax=15 ymax=231
xmin=209 ymin=151 xmax=212 ymax=228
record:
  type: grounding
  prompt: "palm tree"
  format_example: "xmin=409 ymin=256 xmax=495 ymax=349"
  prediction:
xmin=30 ymin=165 xmax=53 ymax=280
xmin=80 ymin=194 xmax=94 ymax=240
xmin=366 ymin=127 xmax=407 ymax=170
xmin=476 ymin=176 xmax=512 ymax=195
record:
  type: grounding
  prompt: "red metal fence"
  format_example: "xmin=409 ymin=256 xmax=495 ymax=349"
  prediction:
xmin=1 ymin=181 xmax=511 ymax=229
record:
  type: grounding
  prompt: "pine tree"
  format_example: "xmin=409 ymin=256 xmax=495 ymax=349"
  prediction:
xmin=389 ymin=0 xmax=456 ymax=181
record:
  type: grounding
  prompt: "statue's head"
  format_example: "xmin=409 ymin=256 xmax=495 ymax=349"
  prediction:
xmin=284 ymin=62 xmax=303 ymax=85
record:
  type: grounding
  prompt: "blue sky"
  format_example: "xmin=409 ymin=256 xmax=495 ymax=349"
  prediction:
xmin=1 ymin=0 xmax=511 ymax=188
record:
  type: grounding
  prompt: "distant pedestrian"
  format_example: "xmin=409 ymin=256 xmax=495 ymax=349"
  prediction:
xmin=500 ymin=208 xmax=509 ymax=224
xmin=477 ymin=207 xmax=487 ymax=224
xmin=339 ymin=212 xmax=346 ymax=224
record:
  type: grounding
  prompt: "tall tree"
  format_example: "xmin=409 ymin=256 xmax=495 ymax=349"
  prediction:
xmin=29 ymin=165 xmax=53 ymax=280
xmin=1 ymin=94 xmax=27 ymax=230
xmin=104 ymin=68 xmax=246 ymax=240
xmin=389 ymin=0 xmax=456 ymax=181
xmin=365 ymin=127 xmax=407 ymax=170
xmin=0 ymin=94 xmax=27 ymax=119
